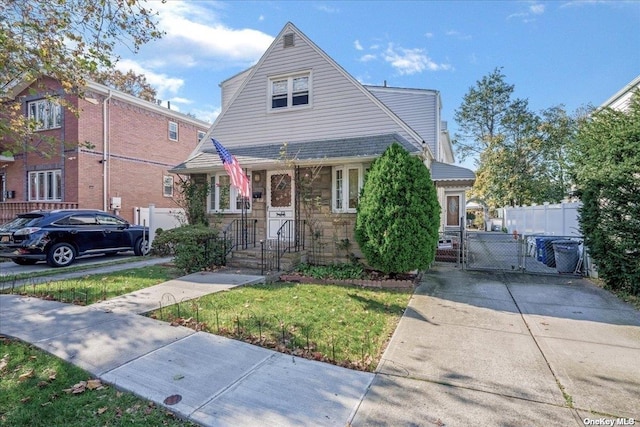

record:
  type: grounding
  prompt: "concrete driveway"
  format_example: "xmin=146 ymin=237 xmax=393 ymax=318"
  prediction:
xmin=352 ymin=265 xmax=640 ymax=426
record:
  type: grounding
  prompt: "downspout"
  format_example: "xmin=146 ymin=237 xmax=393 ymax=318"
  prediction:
xmin=102 ymin=90 xmax=112 ymax=212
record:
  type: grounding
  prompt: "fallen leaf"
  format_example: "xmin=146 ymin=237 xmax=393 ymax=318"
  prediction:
xmin=20 ymin=397 xmax=31 ymax=404
xmin=97 ymin=407 xmax=108 ymax=415
xmin=86 ymin=379 xmax=102 ymax=390
xmin=37 ymin=381 xmax=49 ymax=388
xmin=18 ymin=369 xmax=34 ymax=382
xmin=173 ymin=374 xmax=184 ymax=381
xmin=0 ymin=354 xmax=9 ymax=372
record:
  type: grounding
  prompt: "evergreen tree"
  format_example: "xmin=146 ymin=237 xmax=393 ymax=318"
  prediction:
xmin=569 ymin=92 xmax=640 ymax=295
xmin=355 ymin=143 xmax=440 ymax=274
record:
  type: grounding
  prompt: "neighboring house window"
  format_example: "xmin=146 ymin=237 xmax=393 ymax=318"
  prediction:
xmin=269 ymin=73 xmax=310 ymax=110
xmin=197 ymin=131 xmax=206 ymax=142
xmin=27 ymin=99 xmax=62 ymax=130
xmin=163 ymin=175 xmax=174 ymax=197
xmin=210 ymin=172 xmax=251 ymax=213
xmin=169 ymin=121 xmax=178 ymax=141
xmin=332 ymin=165 xmax=363 ymax=213
xmin=28 ymin=170 xmax=62 ymax=201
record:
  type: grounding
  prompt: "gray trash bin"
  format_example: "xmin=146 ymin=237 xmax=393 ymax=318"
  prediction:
xmin=552 ymin=240 xmax=580 ymax=273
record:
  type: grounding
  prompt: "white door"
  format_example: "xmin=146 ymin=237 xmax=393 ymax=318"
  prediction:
xmin=267 ymin=171 xmax=295 ymax=240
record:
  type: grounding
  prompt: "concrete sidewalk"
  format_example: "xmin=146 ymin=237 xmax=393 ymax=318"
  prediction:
xmin=351 ymin=265 xmax=640 ymax=426
xmin=0 ymin=271 xmax=373 ymax=426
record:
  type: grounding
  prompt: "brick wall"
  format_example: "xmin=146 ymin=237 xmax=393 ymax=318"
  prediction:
xmin=0 ymin=78 xmax=209 ymax=223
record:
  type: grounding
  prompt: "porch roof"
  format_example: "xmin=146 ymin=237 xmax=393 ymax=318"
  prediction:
xmin=431 ymin=161 xmax=476 ymax=187
xmin=169 ymin=133 xmax=420 ymax=173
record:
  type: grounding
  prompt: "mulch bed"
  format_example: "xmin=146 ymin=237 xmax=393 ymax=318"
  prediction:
xmin=279 ymin=270 xmax=420 ymax=290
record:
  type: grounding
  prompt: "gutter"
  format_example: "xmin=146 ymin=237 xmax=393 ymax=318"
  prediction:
xmin=103 ymin=90 xmax=113 ymax=212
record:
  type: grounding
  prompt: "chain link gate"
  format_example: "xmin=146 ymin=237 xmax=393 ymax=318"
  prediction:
xmin=462 ymin=232 xmax=586 ymax=276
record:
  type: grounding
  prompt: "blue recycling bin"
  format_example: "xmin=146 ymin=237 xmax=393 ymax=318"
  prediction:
xmin=536 ymin=237 xmax=559 ymax=267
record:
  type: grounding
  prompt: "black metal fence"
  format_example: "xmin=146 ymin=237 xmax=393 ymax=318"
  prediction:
xmin=154 ymin=297 xmax=378 ymax=371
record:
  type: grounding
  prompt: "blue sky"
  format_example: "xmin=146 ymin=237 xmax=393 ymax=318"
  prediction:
xmin=115 ymin=1 xmax=640 ymax=168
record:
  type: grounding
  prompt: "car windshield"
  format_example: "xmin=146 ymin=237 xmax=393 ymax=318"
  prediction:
xmin=0 ymin=214 xmax=45 ymax=231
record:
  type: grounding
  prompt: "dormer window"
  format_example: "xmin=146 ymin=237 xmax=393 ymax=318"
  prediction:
xmin=269 ymin=72 xmax=310 ymax=111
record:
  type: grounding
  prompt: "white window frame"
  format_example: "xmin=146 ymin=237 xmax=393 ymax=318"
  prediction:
xmin=163 ymin=175 xmax=174 ymax=197
xmin=28 ymin=169 xmax=62 ymax=201
xmin=209 ymin=171 xmax=252 ymax=213
xmin=332 ymin=164 xmax=363 ymax=213
xmin=27 ymin=99 xmax=62 ymax=131
xmin=268 ymin=71 xmax=311 ymax=111
xmin=168 ymin=121 xmax=178 ymax=141
xmin=197 ymin=131 xmax=206 ymax=142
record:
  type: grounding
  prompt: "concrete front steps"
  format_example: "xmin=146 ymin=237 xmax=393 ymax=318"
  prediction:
xmin=225 ymin=247 xmax=306 ymax=273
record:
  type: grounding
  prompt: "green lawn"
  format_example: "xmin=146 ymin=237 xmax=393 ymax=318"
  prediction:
xmin=0 ymin=337 xmax=195 ymax=427
xmin=2 ymin=265 xmax=181 ymax=305
xmin=151 ymin=282 xmax=412 ymax=371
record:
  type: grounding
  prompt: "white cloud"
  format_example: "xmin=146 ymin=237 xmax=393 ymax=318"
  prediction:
xmin=508 ymin=2 xmax=545 ymax=21
xmin=354 ymin=40 xmax=363 ymax=51
xmin=359 ymin=54 xmax=377 ymax=62
xmin=189 ymin=106 xmax=220 ymax=124
xmin=154 ymin=2 xmax=273 ymax=64
xmin=445 ymin=30 xmax=472 ymax=40
xmin=530 ymin=3 xmax=545 ymax=14
xmin=115 ymin=59 xmax=184 ymax=100
xmin=315 ymin=4 xmax=340 ymax=13
xmin=424 ymin=32 xmax=434 ymax=38
xmin=383 ymin=44 xmax=451 ymax=75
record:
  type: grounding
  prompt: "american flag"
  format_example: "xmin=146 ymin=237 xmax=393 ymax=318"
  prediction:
xmin=212 ymin=138 xmax=250 ymax=198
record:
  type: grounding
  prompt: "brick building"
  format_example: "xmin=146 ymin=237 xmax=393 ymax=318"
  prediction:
xmin=0 ymin=76 xmax=210 ymax=223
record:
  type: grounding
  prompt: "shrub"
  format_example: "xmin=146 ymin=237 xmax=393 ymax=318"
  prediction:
xmin=151 ymin=225 xmax=226 ymax=273
xmin=355 ymin=143 xmax=440 ymax=274
xmin=570 ymin=92 xmax=640 ymax=296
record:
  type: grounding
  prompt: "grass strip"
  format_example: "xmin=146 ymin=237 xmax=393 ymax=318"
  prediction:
xmin=1 ymin=265 xmax=181 ymax=305
xmin=150 ymin=281 xmax=412 ymax=371
xmin=0 ymin=336 xmax=195 ymax=426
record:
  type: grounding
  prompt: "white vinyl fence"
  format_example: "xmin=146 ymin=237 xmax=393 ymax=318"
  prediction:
xmin=502 ymin=202 xmax=581 ymax=236
xmin=133 ymin=205 xmax=185 ymax=245
xmin=500 ymin=202 xmax=599 ymax=277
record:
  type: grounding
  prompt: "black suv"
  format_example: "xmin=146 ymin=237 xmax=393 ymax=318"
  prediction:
xmin=0 ymin=209 xmax=150 ymax=267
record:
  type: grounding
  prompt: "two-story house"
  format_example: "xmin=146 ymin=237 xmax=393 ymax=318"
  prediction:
xmin=0 ymin=76 xmax=210 ymax=223
xmin=170 ymin=22 xmax=475 ymax=264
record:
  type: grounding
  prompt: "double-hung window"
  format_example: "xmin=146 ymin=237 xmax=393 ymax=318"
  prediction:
xmin=332 ymin=165 xmax=363 ymax=213
xmin=169 ymin=121 xmax=178 ymax=141
xmin=269 ymin=73 xmax=310 ymax=110
xmin=27 ymin=99 xmax=62 ymax=130
xmin=163 ymin=175 xmax=174 ymax=197
xmin=210 ymin=172 xmax=251 ymax=213
xmin=28 ymin=170 xmax=62 ymax=201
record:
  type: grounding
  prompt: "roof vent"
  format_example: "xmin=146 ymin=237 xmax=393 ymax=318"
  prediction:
xmin=283 ymin=33 xmax=295 ymax=48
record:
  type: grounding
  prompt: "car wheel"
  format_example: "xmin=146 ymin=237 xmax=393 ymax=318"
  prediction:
xmin=13 ymin=257 xmax=38 ymax=266
xmin=47 ymin=243 xmax=76 ymax=267
xmin=134 ymin=237 xmax=150 ymax=256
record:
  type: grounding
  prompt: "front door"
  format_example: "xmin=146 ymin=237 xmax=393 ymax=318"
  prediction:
xmin=267 ymin=171 xmax=295 ymax=240
xmin=446 ymin=194 xmax=461 ymax=228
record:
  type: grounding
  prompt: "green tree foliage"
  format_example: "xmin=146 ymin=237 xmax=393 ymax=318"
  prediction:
xmin=455 ymin=68 xmax=577 ymax=210
xmin=569 ymin=93 xmax=640 ymax=295
xmin=355 ymin=143 xmax=440 ymax=274
xmin=0 ymin=0 xmax=163 ymax=153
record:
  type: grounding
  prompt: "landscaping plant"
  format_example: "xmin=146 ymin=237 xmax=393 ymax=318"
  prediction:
xmin=355 ymin=143 xmax=440 ymax=274
xmin=569 ymin=93 xmax=640 ymax=296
